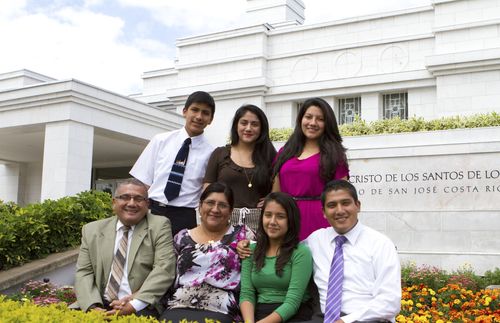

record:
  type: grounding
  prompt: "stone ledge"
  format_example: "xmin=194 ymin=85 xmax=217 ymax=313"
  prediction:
xmin=0 ymin=248 xmax=79 ymax=291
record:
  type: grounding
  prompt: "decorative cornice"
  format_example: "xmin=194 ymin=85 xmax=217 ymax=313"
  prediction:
xmin=0 ymin=69 xmax=55 ymax=82
xmin=166 ymin=77 xmax=269 ymax=106
xmin=0 ymin=79 xmax=183 ymax=130
xmin=176 ymin=54 xmax=267 ymax=70
xmin=176 ymin=24 xmax=271 ymax=47
xmin=426 ymin=48 xmax=500 ymax=76
xmin=433 ymin=18 xmax=500 ymax=33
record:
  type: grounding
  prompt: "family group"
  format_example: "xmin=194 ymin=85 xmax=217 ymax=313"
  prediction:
xmin=71 ymin=91 xmax=402 ymax=323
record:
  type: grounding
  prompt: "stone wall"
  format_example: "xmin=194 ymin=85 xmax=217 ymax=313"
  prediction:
xmin=346 ymin=126 xmax=500 ymax=274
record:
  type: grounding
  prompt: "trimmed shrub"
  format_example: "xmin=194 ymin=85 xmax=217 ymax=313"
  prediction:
xmin=269 ymin=112 xmax=500 ymax=141
xmin=0 ymin=190 xmax=112 ymax=270
xmin=0 ymin=295 xmax=159 ymax=322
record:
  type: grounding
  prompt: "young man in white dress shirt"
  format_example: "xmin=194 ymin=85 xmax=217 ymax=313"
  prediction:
xmin=306 ymin=180 xmax=401 ymax=323
xmin=130 ymin=91 xmax=215 ymax=236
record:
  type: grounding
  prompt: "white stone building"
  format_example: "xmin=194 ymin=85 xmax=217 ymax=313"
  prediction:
xmin=134 ymin=0 xmax=500 ymax=273
xmin=0 ymin=0 xmax=499 ymax=272
xmin=136 ymin=0 xmax=500 ymax=145
xmin=0 ymin=70 xmax=182 ymax=205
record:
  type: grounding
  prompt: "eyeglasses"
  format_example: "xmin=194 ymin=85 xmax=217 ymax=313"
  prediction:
xmin=203 ymin=199 xmax=230 ymax=211
xmin=115 ymin=194 xmax=148 ymax=203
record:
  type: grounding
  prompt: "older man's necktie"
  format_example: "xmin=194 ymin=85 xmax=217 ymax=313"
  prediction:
xmin=324 ymin=235 xmax=348 ymax=323
xmin=164 ymin=137 xmax=191 ymax=201
xmin=105 ymin=226 xmax=130 ymax=301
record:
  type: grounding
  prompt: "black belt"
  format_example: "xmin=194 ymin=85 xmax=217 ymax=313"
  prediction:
xmin=149 ymin=199 xmax=168 ymax=208
xmin=149 ymin=199 xmax=194 ymax=210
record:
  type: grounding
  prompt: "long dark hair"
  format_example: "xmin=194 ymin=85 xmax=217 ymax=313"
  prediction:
xmin=253 ymin=192 xmax=300 ymax=277
xmin=230 ymin=104 xmax=277 ymax=192
xmin=273 ymin=98 xmax=347 ymax=182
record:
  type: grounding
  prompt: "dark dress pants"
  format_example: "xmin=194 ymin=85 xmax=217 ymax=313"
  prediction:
xmin=149 ymin=199 xmax=197 ymax=237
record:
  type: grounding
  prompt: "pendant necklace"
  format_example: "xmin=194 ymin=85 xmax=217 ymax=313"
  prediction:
xmin=243 ymin=168 xmax=254 ymax=188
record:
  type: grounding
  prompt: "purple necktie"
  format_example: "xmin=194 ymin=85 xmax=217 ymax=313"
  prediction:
xmin=324 ymin=235 xmax=348 ymax=323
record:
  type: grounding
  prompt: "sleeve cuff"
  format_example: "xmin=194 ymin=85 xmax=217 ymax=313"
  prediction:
xmin=130 ymin=299 xmax=149 ymax=312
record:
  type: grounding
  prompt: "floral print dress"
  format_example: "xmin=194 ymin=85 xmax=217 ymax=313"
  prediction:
xmin=167 ymin=225 xmax=254 ymax=321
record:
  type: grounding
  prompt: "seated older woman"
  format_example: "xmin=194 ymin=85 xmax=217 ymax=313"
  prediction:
xmin=160 ymin=182 xmax=254 ymax=323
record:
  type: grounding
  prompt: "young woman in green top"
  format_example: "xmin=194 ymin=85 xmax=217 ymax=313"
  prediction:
xmin=240 ymin=192 xmax=313 ymax=322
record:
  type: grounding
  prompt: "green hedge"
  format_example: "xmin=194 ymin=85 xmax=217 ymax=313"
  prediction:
xmin=269 ymin=112 xmax=500 ymax=141
xmin=0 ymin=191 xmax=112 ymax=270
xmin=0 ymin=295 xmax=158 ymax=322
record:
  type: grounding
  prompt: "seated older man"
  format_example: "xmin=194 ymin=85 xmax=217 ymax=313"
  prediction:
xmin=73 ymin=178 xmax=175 ymax=318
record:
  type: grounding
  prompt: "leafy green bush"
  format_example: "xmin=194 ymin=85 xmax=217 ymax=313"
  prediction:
xmin=0 ymin=295 xmax=158 ymax=322
xmin=269 ymin=112 xmax=500 ymax=140
xmin=483 ymin=268 xmax=500 ymax=288
xmin=0 ymin=191 xmax=112 ymax=270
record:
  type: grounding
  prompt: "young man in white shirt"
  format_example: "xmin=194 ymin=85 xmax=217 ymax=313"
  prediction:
xmin=130 ymin=91 xmax=215 ymax=236
xmin=306 ymin=180 xmax=401 ymax=323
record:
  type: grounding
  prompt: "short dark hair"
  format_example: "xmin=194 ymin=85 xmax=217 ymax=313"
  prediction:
xmin=321 ymin=180 xmax=358 ymax=207
xmin=200 ymin=182 xmax=234 ymax=209
xmin=184 ymin=91 xmax=215 ymax=117
xmin=115 ymin=178 xmax=149 ymax=197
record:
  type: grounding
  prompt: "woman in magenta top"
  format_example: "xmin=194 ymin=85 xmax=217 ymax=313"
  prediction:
xmin=272 ymin=98 xmax=349 ymax=240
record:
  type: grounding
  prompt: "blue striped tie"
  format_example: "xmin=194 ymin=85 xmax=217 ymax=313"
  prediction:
xmin=324 ymin=235 xmax=347 ymax=323
xmin=164 ymin=137 xmax=191 ymax=201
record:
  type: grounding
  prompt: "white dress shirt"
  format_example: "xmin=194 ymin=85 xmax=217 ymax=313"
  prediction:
xmin=305 ymin=221 xmax=401 ymax=323
xmin=106 ymin=221 xmax=148 ymax=312
xmin=130 ymin=127 xmax=214 ymax=208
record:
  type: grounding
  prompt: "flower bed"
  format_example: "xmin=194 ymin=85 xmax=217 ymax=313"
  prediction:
xmin=2 ymin=263 xmax=500 ymax=322
xmin=398 ymin=284 xmax=500 ymax=322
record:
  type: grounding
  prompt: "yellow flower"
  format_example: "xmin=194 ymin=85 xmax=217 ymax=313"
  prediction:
xmin=436 ymin=320 xmax=444 ymax=323
xmin=453 ymin=299 xmax=460 ymax=304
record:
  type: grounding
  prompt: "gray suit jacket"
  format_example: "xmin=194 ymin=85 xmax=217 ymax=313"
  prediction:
xmin=74 ymin=212 xmax=175 ymax=313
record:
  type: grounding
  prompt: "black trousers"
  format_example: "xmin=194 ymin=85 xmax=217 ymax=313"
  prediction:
xmin=255 ymin=299 xmax=314 ymax=322
xmin=149 ymin=199 xmax=197 ymax=237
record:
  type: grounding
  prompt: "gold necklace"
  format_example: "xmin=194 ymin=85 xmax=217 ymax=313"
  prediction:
xmin=232 ymin=146 xmax=255 ymax=188
xmin=243 ymin=168 xmax=254 ymax=188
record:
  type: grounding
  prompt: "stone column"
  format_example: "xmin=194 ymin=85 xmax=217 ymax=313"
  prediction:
xmin=361 ymin=93 xmax=380 ymax=122
xmin=41 ymin=121 xmax=94 ymax=201
xmin=0 ymin=162 xmax=20 ymax=203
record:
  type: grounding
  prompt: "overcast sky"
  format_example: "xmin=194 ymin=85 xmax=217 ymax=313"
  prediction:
xmin=0 ymin=0 xmax=431 ymax=95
